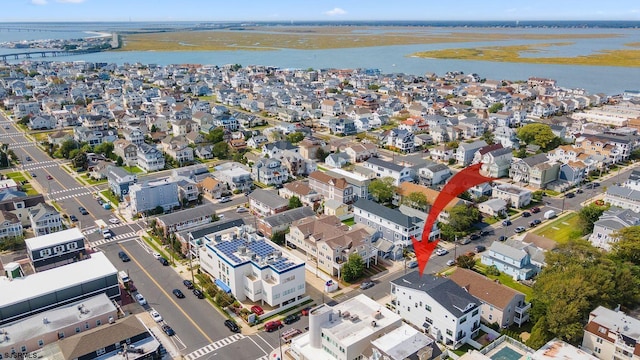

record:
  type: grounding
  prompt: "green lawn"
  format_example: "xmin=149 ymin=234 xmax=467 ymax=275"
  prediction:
xmin=475 ymin=263 xmax=534 ymax=301
xmin=341 ymin=218 xmax=355 ymax=226
xmin=532 ymin=212 xmax=582 ymax=244
xmin=81 ymin=174 xmax=107 ymax=185
xmin=122 ymin=166 xmax=144 ymax=174
xmin=484 ymin=217 xmax=499 ymax=225
xmin=5 ymin=172 xmax=26 ymax=182
xmin=507 ymin=209 xmax=519 ymax=216
xmin=100 ymin=189 xmax=120 ymax=206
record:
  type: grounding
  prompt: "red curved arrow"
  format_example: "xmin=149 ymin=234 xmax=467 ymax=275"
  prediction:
xmin=411 ymin=163 xmax=496 ymax=276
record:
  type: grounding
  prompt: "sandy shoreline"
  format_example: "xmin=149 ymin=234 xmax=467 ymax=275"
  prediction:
xmin=85 ymin=31 xmax=111 ymax=38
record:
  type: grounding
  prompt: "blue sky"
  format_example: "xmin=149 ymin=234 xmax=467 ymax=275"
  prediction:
xmin=4 ymin=0 xmax=640 ymax=22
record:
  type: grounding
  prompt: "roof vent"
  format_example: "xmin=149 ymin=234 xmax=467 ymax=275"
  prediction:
xmin=350 ymin=314 xmax=359 ymax=322
xmin=43 ymin=317 xmax=49 ymax=324
xmin=373 ymin=310 xmax=382 ymax=320
xmin=342 ymin=311 xmax=350 ymax=318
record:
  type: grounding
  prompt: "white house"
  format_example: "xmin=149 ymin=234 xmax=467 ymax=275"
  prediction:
xmin=588 ymin=207 xmax=640 ymax=251
xmin=362 ymin=157 xmax=414 ymax=185
xmin=604 ymin=185 xmax=640 ymax=213
xmin=493 ymin=184 xmax=532 ymax=209
xmin=391 ymin=272 xmax=481 ymax=349
xmin=199 ymin=229 xmax=306 ymax=308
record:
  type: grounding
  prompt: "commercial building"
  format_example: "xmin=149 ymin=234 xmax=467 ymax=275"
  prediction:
xmin=25 ymin=227 xmax=85 ymax=272
xmin=0 ymin=252 xmax=120 ymax=326
xmin=290 ymin=294 xmax=402 ymax=360
xmin=199 ymin=229 xmax=306 ymax=308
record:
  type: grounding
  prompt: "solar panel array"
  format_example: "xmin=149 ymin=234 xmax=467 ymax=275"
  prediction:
xmin=214 ymin=238 xmax=298 ymax=271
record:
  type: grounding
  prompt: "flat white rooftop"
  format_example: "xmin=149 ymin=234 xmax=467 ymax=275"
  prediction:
xmin=1 ymin=293 xmax=116 ymax=348
xmin=371 ymin=323 xmax=433 ymax=360
xmin=0 ymin=252 xmax=117 ymax=308
xmin=25 ymin=227 xmax=84 ymax=252
xmin=532 ymin=339 xmax=598 ymax=360
xmin=325 ymin=168 xmax=369 ymax=182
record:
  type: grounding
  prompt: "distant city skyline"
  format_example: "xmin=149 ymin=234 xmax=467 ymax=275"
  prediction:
xmin=3 ymin=0 xmax=640 ymax=22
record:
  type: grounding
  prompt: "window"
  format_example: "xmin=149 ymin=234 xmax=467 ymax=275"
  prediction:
xmin=38 ymin=339 xmax=44 ymax=347
xmin=40 ymin=248 xmax=51 ymax=257
xmin=53 ymin=245 xmax=65 ymax=253
xmin=598 ymin=326 xmax=607 ymax=334
xmin=594 ymin=347 xmax=601 ymax=354
xmin=446 ymin=329 xmax=453 ymax=336
xmin=407 ymin=306 xmax=410 ymax=312
xmin=96 ymin=348 xmax=106 ymax=356
xmin=96 ymin=320 xmax=101 ymax=326
xmin=58 ymin=332 xmax=64 ymax=339
xmin=75 ymin=327 xmax=81 ymax=333
xmin=472 ymin=309 xmax=479 ymax=316
xmin=425 ymin=304 xmax=431 ymax=311
xmin=596 ymin=337 xmax=603 ymax=344
xmin=67 ymin=242 xmax=78 ymax=250
xmin=21 ymin=346 xmax=26 ymax=352
xmin=489 ymin=315 xmax=493 ymax=321
xmin=425 ymin=317 xmax=433 ymax=324
xmin=85 ymin=322 xmax=89 ymax=329
xmin=460 ymin=316 xmax=467 ymax=324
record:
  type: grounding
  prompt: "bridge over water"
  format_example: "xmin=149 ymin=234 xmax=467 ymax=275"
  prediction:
xmin=0 ymin=49 xmax=104 ymax=62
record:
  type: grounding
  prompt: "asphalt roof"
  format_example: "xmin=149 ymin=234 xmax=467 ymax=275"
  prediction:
xmin=391 ymin=272 xmax=478 ymax=318
xmin=354 ymin=198 xmax=420 ymax=228
xmin=184 ymin=218 xmax=246 ymax=240
xmin=156 ymin=203 xmax=218 ymax=227
xmin=249 ymin=189 xmax=289 ymax=209
xmin=365 ymin=157 xmax=406 ymax=173
xmin=262 ymin=206 xmax=315 ymax=227
xmin=607 ymin=185 xmax=640 ymax=202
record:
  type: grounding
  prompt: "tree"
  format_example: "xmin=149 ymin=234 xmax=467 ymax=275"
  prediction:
xmin=611 ymin=226 xmax=640 ymax=265
xmin=271 ymin=230 xmax=287 ymax=246
xmin=58 ymin=139 xmax=77 ymax=159
xmin=369 ymin=177 xmax=397 ymax=204
xmin=463 ymin=100 xmax=473 ymax=106
xmin=515 ymin=147 xmax=527 ymax=158
xmin=116 ymin=156 xmax=124 ymax=166
xmin=488 ymin=103 xmax=504 ymax=113
xmin=72 ymin=151 xmax=88 ymax=170
xmin=94 ymin=141 xmax=114 ymax=158
xmin=481 ymin=130 xmax=495 ymax=145
xmin=286 ymin=132 xmax=305 ymax=144
xmin=342 ymin=253 xmax=365 ymax=282
xmin=215 ymin=291 xmax=234 ymax=308
xmin=439 ymin=205 xmax=481 ymax=240
xmin=207 ymin=127 xmax=225 ymax=143
xmin=288 ymin=196 xmax=302 ymax=209
xmin=532 ymin=190 xmax=544 ymax=202
xmin=212 ymin=142 xmax=230 ymax=159
xmin=315 ymin=148 xmax=328 ymax=161
xmin=517 ymin=124 xmax=560 ymax=151
xmin=456 ymin=254 xmax=476 ymax=269
xmin=578 ymin=203 xmax=608 ymax=235
xmin=402 ymin=191 xmax=429 ymax=211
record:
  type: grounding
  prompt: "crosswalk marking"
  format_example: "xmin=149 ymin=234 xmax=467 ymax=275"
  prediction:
xmin=49 ymin=190 xmax=94 ymax=201
xmin=22 ymin=160 xmax=62 ymax=171
xmin=88 ymin=231 xmax=137 ymax=247
xmin=0 ymin=132 xmax=25 ymax=137
xmin=82 ymin=223 xmax=128 ymax=235
xmin=183 ymin=334 xmax=245 ymax=360
xmin=255 ymin=356 xmax=269 ymax=360
xmin=8 ymin=141 xmax=37 ymax=148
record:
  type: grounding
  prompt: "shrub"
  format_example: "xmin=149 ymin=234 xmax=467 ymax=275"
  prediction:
xmin=486 ymin=265 xmax=501 ymax=276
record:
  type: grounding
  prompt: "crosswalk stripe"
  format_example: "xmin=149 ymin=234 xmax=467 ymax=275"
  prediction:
xmin=89 ymin=232 xmax=137 ymax=247
xmin=183 ymin=334 xmax=246 ymax=360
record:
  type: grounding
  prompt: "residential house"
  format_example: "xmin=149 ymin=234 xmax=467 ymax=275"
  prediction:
xmin=174 ymin=175 xmax=199 ymax=203
xmin=47 ymin=130 xmax=73 ymax=146
xmin=279 ymin=150 xmax=316 ymax=177
xmin=478 ymin=198 xmax=508 ymax=217
xmin=385 ymin=128 xmax=415 ymax=153
xmin=558 ymin=161 xmax=587 ymax=187
xmin=493 ymin=184 xmax=532 ymax=209
xmin=430 ymin=145 xmax=455 ymax=162
xmin=28 ymin=114 xmax=56 ymax=130
xmin=509 ymin=154 xmax=559 ymax=188
xmin=129 ymin=177 xmax=181 ymax=215
xmin=363 ymin=157 xmax=414 ymax=185
xmin=195 ymin=145 xmax=213 ymax=159
xmin=493 ymin=126 xmax=520 ymax=149
xmin=286 ymin=215 xmax=380 ymax=277
xmin=344 ymin=143 xmax=378 ymax=163
xmin=589 ymin=207 xmax=640 ymax=251
xmin=248 ymin=189 xmax=289 ymax=217
xmin=329 ymin=117 xmax=357 ymax=136
xmin=257 ymin=206 xmax=315 ymax=239
xmin=298 ymin=137 xmax=327 ymax=161
xmin=247 ymin=135 xmax=269 ymax=149
xmin=449 ymin=268 xmax=530 ymax=328
xmin=353 ymin=198 xmax=424 ymax=248
xmin=325 ymin=152 xmax=351 ymax=168
xmin=417 ymin=162 xmax=452 ymax=186
xmin=279 ymin=181 xmax=323 ymax=209
xmin=623 ymin=169 xmax=640 ymax=191
xmin=0 ymin=210 xmax=22 ymax=240
xmin=261 ymin=141 xmax=298 ymax=159
xmin=581 ymin=306 xmax=640 ymax=360
xmin=122 ymin=127 xmax=145 ymax=146
xmin=162 ymin=136 xmax=194 ymax=164
xmin=323 ymin=199 xmax=350 ymax=220
xmin=13 ymin=101 xmax=40 ymax=118
xmin=475 ymin=145 xmax=513 ymax=178
xmin=321 ymin=99 xmax=343 ymax=116
xmin=73 ymin=127 xmax=118 ymax=147
xmin=604 ymin=185 xmax=640 ymax=213
xmin=199 ymin=231 xmax=306 ymax=307
xmin=106 ymin=166 xmax=137 ymax=200
xmin=469 ymin=183 xmax=493 ymax=200
xmin=112 ymin=139 xmax=138 ymax=167
xmin=308 ymin=171 xmax=354 ymax=204
xmin=481 ymin=239 xmax=545 ymax=280
xmin=251 ymin=158 xmax=290 ymax=186
xmin=137 ymin=143 xmax=165 ymax=172
xmin=213 ymin=163 xmax=253 ymax=192
xmin=325 ymin=168 xmax=371 ymax=201
xmin=155 ymin=204 xmax=218 ymax=241
xmin=28 ymin=203 xmax=63 ymax=236
xmin=198 ymin=177 xmax=224 ymax=200
xmin=391 ymin=272 xmax=481 ymax=349
xmin=456 ymin=140 xmax=488 ymax=166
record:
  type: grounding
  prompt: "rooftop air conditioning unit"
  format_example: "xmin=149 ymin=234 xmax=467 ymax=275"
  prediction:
xmin=342 ymin=311 xmax=350 ymax=318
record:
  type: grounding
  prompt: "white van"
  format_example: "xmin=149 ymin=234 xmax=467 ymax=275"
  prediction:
xmin=543 ymin=210 xmax=556 ymax=219
xmin=118 ymin=271 xmax=130 ymax=285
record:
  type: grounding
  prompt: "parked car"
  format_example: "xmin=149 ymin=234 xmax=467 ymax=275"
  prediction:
xmin=97 ymin=198 xmax=104 ymax=205
xmin=532 ymin=219 xmax=542 ymax=225
xmin=529 ymin=221 xmax=538 ymax=228
xmin=162 ymin=324 xmax=175 ymax=336
xmin=172 ymin=289 xmax=185 ymax=298
xmin=360 ymin=281 xmax=375 ymax=290
xmin=251 ymin=305 xmax=265 ymax=315
xmin=118 ymin=251 xmax=130 ymax=262
xmin=514 ymin=226 xmax=526 ymax=233
xmin=264 ymin=320 xmax=283 ymax=332
xmin=152 ymin=252 xmax=161 ymax=260
xmin=593 ymin=182 xmax=601 ymax=187
xmin=109 ymin=217 xmax=120 ymax=224
xmin=236 ymin=207 xmax=248 ymax=213
xmin=480 ymin=230 xmax=492 ymax=236
xmin=565 ymin=192 xmax=575 ymax=198
xmin=193 ymin=288 xmax=205 ymax=299
xmin=26 ymin=156 xmax=31 ymax=161
xmin=219 ymin=196 xmax=232 ymax=203
xmin=284 ymin=314 xmax=300 ymax=325
xmin=435 ymin=248 xmax=449 ymax=256
xmin=78 ymin=207 xmax=88 ymax=215
xmin=150 ymin=310 xmax=162 ymax=322
xmin=46 ymin=175 xmax=53 ymax=180
xmin=531 ymin=207 xmax=541 ymax=213
xmin=498 ymin=236 xmax=507 ymax=241
xmin=576 ymin=188 xmax=584 ymax=194
xmin=70 ymin=214 xmax=78 ymax=222
xmin=502 ymin=220 xmax=512 ymax=226
xmin=30 ymin=172 xmax=36 ymax=177
xmin=522 ymin=211 xmax=531 ymax=217
xmin=183 ymin=280 xmax=194 ymax=289
xmin=158 ymin=257 xmax=169 ymax=266
xmin=474 ymin=245 xmax=486 ymax=253
xmin=135 ymin=293 xmax=147 ymax=306
xmin=301 ymin=307 xmax=312 ymax=316
xmin=469 ymin=233 xmax=481 ymax=240
xmin=224 ymin=319 xmax=240 ymax=333
xmin=446 ymin=259 xmax=456 ymax=266
xmin=459 ymin=237 xmax=471 ymax=245
xmin=407 ymin=260 xmax=418 ymax=269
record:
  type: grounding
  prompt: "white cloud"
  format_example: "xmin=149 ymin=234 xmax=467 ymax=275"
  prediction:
xmin=56 ymin=0 xmax=86 ymax=3
xmin=324 ymin=7 xmax=347 ymax=16
xmin=31 ymin=0 xmax=48 ymax=5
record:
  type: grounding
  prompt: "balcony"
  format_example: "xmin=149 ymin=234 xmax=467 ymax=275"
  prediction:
xmin=515 ymin=302 xmax=531 ymax=314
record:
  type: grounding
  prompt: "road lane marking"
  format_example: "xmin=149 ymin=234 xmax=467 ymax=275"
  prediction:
xmin=117 ymin=244 xmax=214 ymax=345
xmin=246 ymin=336 xmax=270 ymax=357
xmin=254 ymin=333 xmax=275 ymax=351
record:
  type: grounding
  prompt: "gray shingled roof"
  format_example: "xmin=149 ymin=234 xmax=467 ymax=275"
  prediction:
xmin=354 ymin=198 xmax=420 ymax=228
xmin=488 ymin=241 xmax=527 ymax=262
xmin=607 ymin=185 xmax=640 ymax=202
xmin=627 ymin=169 xmax=640 ymax=183
xmin=365 ymin=157 xmax=405 ymax=173
xmin=156 ymin=204 xmax=217 ymax=227
xmin=248 ymin=189 xmax=289 ymax=209
xmin=182 ymin=218 xmax=246 ymax=240
xmin=262 ymin=207 xmax=315 ymax=227
xmin=391 ymin=272 xmax=478 ymax=317
xmin=521 ymin=153 xmax=549 ymax=166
